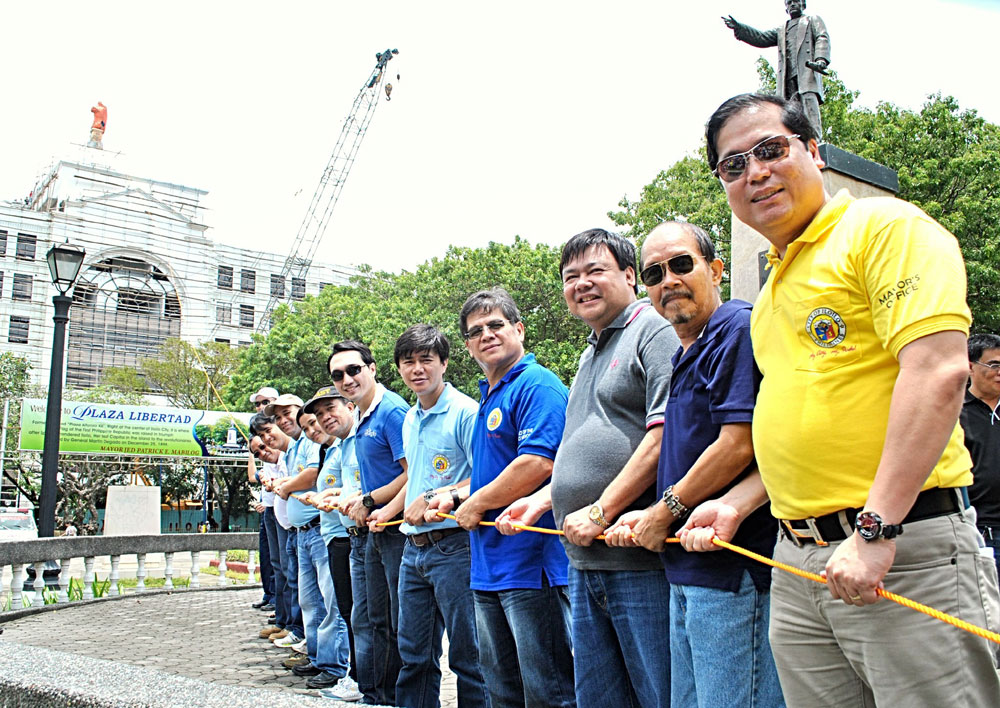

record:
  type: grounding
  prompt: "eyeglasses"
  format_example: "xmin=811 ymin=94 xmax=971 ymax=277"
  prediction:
xmin=251 ymin=445 xmax=268 ymax=459
xmin=463 ymin=319 xmax=508 ymax=341
xmin=974 ymin=360 xmax=1000 ymax=371
xmin=714 ymin=134 xmax=800 ymax=182
xmin=254 ymin=399 xmax=273 ymax=408
xmin=640 ymin=254 xmax=700 ymax=287
xmin=330 ymin=363 xmax=366 ymax=382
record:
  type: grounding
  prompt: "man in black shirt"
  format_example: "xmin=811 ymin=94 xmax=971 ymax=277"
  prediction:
xmin=961 ymin=333 xmax=1000 ymax=577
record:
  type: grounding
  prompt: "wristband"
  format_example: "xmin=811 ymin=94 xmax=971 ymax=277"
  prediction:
xmin=450 ymin=487 xmax=462 ymax=509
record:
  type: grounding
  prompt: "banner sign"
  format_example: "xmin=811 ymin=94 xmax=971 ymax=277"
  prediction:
xmin=18 ymin=399 xmax=253 ymax=457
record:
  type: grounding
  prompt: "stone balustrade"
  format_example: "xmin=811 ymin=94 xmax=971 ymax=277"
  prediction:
xmin=0 ymin=533 xmax=259 ymax=616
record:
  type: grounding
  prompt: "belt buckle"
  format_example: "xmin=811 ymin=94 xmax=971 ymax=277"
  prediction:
xmin=781 ymin=518 xmax=829 ymax=547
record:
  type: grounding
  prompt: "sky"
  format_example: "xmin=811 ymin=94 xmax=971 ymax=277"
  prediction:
xmin=2 ymin=0 xmax=998 ymax=275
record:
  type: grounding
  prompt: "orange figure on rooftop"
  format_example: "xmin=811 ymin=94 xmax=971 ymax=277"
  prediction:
xmin=88 ymin=102 xmax=107 ymax=149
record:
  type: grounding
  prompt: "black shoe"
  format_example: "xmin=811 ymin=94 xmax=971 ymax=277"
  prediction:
xmin=268 ymin=614 xmax=276 ymax=621
xmin=292 ymin=662 xmax=322 ymax=677
xmin=259 ymin=603 xmax=275 ymax=612
xmin=251 ymin=599 xmax=268 ymax=609
xmin=306 ymin=671 xmax=342 ymax=689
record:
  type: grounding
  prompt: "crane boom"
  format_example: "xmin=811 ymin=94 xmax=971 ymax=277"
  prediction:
xmin=256 ymin=48 xmax=398 ymax=334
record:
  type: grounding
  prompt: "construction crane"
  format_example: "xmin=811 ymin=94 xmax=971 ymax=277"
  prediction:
xmin=255 ymin=48 xmax=399 ymax=334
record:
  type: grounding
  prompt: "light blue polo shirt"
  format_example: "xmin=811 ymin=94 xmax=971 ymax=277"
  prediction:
xmin=355 ymin=385 xmax=409 ymax=499
xmin=284 ymin=434 xmax=322 ymax=529
xmin=335 ymin=426 xmax=362 ymax=531
xmin=317 ymin=441 xmax=350 ymax=542
xmin=401 ymin=383 xmax=478 ymax=535
xmin=470 ymin=353 xmax=570 ymax=591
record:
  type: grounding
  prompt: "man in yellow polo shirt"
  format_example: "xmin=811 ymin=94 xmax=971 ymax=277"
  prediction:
xmin=699 ymin=92 xmax=1000 ymax=707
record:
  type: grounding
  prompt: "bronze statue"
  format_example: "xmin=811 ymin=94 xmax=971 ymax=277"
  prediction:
xmin=724 ymin=0 xmax=829 ymax=136
xmin=88 ymin=102 xmax=107 ymax=149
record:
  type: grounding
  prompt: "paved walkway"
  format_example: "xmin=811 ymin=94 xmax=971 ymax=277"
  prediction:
xmin=2 ymin=586 xmax=458 ymax=707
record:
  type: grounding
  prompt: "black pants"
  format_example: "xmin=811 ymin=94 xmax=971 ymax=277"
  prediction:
xmin=328 ymin=536 xmax=357 ymax=682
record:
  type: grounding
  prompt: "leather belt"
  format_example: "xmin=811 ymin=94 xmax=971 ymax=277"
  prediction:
xmin=346 ymin=526 xmax=369 ymax=537
xmin=408 ymin=527 xmax=465 ymax=548
xmin=294 ymin=517 xmax=321 ymax=533
xmin=780 ymin=487 xmax=967 ymax=547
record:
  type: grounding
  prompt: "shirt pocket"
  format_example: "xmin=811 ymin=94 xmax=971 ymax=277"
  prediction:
xmin=428 ymin=447 xmax=458 ymax=484
xmin=794 ymin=291 xmax=863 ymax=373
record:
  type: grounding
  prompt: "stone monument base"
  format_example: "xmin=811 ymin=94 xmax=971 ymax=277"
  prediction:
xmin=103 ymin=485 xmax=161 ymax=536
xmin=730 ymin=144 xmax=899 ymax=303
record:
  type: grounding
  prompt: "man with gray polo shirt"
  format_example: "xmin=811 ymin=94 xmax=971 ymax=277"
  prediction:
xmin=499 ymin=229 xmax=679 ymax=707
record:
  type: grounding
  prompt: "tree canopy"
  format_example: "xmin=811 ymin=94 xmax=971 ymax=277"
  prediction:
xmin=226 ymin=237 xmax=589 ymax=406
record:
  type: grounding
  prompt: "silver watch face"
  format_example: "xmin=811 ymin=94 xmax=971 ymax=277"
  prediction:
xmin=856 ymin=511 xmax=882 ymax=540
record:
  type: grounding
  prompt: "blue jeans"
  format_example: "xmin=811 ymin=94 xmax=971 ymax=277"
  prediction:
xmin=366 ymin=528 xmax=406 ymax=705
xmin=474 ymin=579 xmax=576 ymax=708
xmin=568 ymin=567 xmax=671 ymax=708
xmin=297 ymin=526 xmax=349 ymax=676
xmin=283 ymin=527 xmax=304 ymax=638
xmin=258 ymin=516 xmax=274 ymax=603
xmin=350 ymin=533 xmax=377 ymax=703
xmin=671 ymin=571 xmax=783 ymax=707
xmin=264 ymin=508 xmax=288 ymax=627
xmin=397 ymin=533 xmax=488 ymax=708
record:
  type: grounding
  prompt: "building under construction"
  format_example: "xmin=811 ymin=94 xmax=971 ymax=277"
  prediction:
xmin=0 ymin=148 xmax=355 ymax=390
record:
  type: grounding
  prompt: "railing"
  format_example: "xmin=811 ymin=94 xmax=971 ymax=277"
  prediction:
xmin=0 ymin=533 xmax=259 ymax=614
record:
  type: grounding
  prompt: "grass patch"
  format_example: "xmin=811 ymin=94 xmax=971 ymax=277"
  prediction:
xmin=200 ymin=566 xmax=260 ymax=583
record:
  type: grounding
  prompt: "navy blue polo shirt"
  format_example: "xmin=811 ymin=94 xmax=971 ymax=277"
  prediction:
xmin=658 ymin=300 xmax=776 ymax=592
xmin=355 ymin=385 xmax=408 ymax=496
xmin=470 ymin=353 xmax=570 ymax=591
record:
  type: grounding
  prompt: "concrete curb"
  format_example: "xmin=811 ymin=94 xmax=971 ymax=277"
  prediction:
xmin=0 ymin=640 xmax=372 ymax=707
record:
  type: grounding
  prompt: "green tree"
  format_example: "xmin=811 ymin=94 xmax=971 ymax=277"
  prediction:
xmin=105 ymin=339 xmax=240 ymax=409
xmin=0 ymin=353 xmax=33 ymax=505
xmin=226 ymin=237 xmax=589 ymax=406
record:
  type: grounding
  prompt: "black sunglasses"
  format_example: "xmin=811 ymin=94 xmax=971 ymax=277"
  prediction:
xmin=714 ymin=134 xmax=800 ymax=182
xmin=330 ymin=363 xmax=365 ymax=382
xmin=640 ymin=254 xmax=698 ymax=287
xmin=463 ymin=320 xmax=508 ymax=341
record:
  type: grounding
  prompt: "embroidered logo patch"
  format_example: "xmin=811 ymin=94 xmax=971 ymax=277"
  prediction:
xmin=432 ymin=455 xmax=450 ymax=473
xmin=806 ymin=307 xmax=846 ymax=348
xmin=325 ymin=474 xmax=337 ymax=487
xmin=486 ymin=408 xmax=503 ymax=431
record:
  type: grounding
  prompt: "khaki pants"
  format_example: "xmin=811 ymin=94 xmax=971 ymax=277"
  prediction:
xmin=770 ymin=507 xmax=1000 ymax=707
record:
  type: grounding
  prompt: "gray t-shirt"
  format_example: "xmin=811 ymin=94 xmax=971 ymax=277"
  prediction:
xmin=551 ymin=298 xmax=680 ymax=571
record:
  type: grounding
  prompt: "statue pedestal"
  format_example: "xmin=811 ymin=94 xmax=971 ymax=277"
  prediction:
xmin=103 ymin=486 xmax=161 ymax=536
xmin=730 ymin=145 xmax=900 ymax=302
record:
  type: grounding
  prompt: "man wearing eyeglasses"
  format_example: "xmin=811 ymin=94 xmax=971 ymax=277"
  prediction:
xmin=451 ymin=287 xmax=575 ymax=708
xmin=252 ymin=386 xmax=279 ymax=411
xmin=497 ymin=230 xmax=677 ymax=707
xmin=329 ymin=340 xmax=409 ymax=707
xmin=604 ymin=221 xmax=781 ymax=706
xmin=962 ymin=334 xmax=1000 ymax=581
xmin=703 ymin=92 xmax=1000 ymax=706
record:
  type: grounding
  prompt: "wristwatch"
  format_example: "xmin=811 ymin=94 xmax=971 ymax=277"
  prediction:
xmin=855 ymin=511 xmax=903 ymax=542
xmin=362 ymin=494 xmax=377 ymax=510
xmin=423 ymin=489 xmax=438 ymax=503
xmin=450 ymin=487 xmax=462 ymax=509
xmin=587 ymin=501 xmax=610 ymax=529
xmin=661 ymin=485 xmax=690 ymax=520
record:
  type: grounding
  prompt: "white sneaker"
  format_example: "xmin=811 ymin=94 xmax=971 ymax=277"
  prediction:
xmin=320 ymin=676 xmax=363 ymax=702
xmin=273 ymin=632 xmax=302 ymax=648
xmin=291 ymin=638 xmax=307 ymax=654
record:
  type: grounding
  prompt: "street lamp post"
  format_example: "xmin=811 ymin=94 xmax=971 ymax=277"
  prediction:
xmin=38 ymin=243 xmax=86 ymax=537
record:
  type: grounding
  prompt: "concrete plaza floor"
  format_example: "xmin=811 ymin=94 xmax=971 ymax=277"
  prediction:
xmin=1 ymin=586 xmax=458 ymax=707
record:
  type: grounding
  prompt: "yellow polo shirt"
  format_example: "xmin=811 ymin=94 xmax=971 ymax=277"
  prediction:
xmin=751 ymin=190 xmax=973 ymax=520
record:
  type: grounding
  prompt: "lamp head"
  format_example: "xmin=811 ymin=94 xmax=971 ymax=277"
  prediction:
xmin=46 ymin=243 xmax=86 ymax=295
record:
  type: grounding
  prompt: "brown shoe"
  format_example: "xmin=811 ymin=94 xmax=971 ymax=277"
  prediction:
xmin=258 ymin=625 xmax=281 ymax=639
xmin=282 ymin=654 xmax=310 ymax=669
xmin=269 ymin=629 xmax=290 ymax=642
